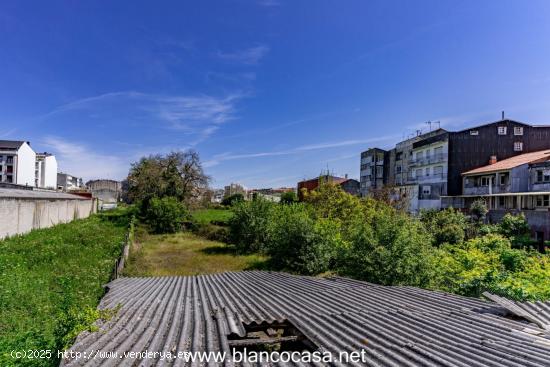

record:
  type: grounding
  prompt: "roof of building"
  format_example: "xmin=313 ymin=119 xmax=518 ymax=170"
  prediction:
xmin=462 ymin=149 xmax=550 ymax=176
xmin=0 ymin=140 xmax=27 ymax=150
xmin=0 ymin=188 xmax=90 ymax=200
xmin=453 ymin=118 xmax=534 ymax=134
xmin=63 ymin=271 xmax=550 ymax=366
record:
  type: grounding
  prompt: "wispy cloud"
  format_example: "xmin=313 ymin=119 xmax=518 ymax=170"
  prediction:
xmin=42 ymin=91 xmax=244 ymax=143
xmin=216 ymin=45 xmax=270 ymax=65
xmin=0 ymin=128 xmax=17 ymax=138
xmin=204 ymin=134 xmax=398 ymax=167
xmin=42 ymin=136 xmax=129 ymax=180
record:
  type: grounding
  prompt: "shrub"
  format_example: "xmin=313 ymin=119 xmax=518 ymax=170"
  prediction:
xmin=265 ymin=204 xmax=344 ymax=274
xmin=280 ymin=191 xmax=298 ymax=204
xmin=144 ymin=196 xmax=188 ymax=234
xmin=419 ymin=208 xmax=468 ymax=246
xmin=221 ymin=193 xmax=244 ymax=206
xmin=229 ymin=199 xmax=275 ymax=253
xmin=470 ymin=199 xmax=488 ymax=222
xmin=498 ymin=213 xmax=533 ymax=248
xmin=338 ymin=208 xmax=436 ymax=287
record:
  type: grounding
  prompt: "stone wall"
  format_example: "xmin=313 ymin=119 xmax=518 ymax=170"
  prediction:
xmin=0 ymin=198 xmax=95 ymax=239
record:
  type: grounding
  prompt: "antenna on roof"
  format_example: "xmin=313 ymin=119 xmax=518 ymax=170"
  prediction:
xmin=502 ymin=111 xmax=505 ymax=120
xmin=434 ymin=120 xmax=441 ymax=129
xmin=426 ymin=121 xmax=432 ymax=131
xmin=416 ymin=129 xmax=422 ymax=137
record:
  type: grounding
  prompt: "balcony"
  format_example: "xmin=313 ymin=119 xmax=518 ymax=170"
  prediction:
xmin=408 ymin=173 xmax=446 ymax=183
xmin=463 ymin=184 xmax=511 ymax=196
xmin=409 ymin=153 xmax=448 ymax=167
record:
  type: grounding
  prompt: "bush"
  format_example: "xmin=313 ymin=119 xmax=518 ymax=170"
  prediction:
xmin=265 ymin=204 xmax=344 ymax=274
xmin=419 ymin=208 xmax=468 ymax=246
xmin=470 ymin=199 xmax=488 ymax=222
xmin=221 ymin=193 xmax=244 ymax=206
xmin=144 ymin=197 xmax=188 ymax=234
xmin=229 ymin=199 xmax=275 ymax=253
xmin=498 ymin=213 xmax=533 ymax=248
xmin=338 ymin=207 xmax=436 ymax=287
xmin=194 ymin=223 xmax=230 ymax=243
xmin=280 ymin=191 xmax=298 ymax=204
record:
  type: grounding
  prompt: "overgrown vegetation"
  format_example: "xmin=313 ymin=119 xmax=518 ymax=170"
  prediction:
xmin=228 ymin=182 xmax=550 ymax=301
xmin=0 ymin=214 xmax=127 ymax=366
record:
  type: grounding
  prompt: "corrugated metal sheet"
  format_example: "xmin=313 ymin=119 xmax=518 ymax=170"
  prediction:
xmin=484 ymin=292 xmax=550 ymax=331
xmin=63 ymin=271 xmax=550 ymax=366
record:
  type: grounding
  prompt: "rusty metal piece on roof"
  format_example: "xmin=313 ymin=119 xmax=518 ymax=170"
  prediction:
xmin=62 ymin=272 xmax=550 ymax=366
xmin=483 ymin=292 xmax=550 ymax=331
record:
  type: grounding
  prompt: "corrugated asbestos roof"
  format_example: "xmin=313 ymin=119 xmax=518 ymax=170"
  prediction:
xmin=462 ymin=149 xmax=550 ymax=175
xmin=0 ymin=188 xmax=89 ymax=200
xmin=62 ymin=271 xmax=550 ymax=366
xmin=484 ymin=292 xmax=550 ymax=331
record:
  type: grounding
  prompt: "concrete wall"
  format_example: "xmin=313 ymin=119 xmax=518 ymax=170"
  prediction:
xmin=0 ymin=198 xmax=95 ymax=239
xmin=16 ymin=143 xmax=36 ymax=186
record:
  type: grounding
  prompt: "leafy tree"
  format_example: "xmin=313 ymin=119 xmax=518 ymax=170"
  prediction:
xmin=265 ymin=204 xmax=344 ymax=275
xmin=222 ymin=193 xmax=245 ymax=206
xmin=280 ymin=191 xmax=298 ymax=204
xmin=229 ymin=199 xmax=274 ymax=253
xmin=338 ymin=207 xmax=436 ymax=287
xmin=470 ymin=199 xmax=488 ymax=223
xmin=127 ymin=150 xmax=210 ymax=210
xmin=419 ymin=208 xmax=468 ymax=246
xmin=144 ymin=197 xmax=188 ymax=234
xmin=498 ymin=213 xmax=532 ymax=248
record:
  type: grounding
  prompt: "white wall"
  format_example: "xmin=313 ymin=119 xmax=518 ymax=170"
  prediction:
xmin=43 ymin=155 xmax=58 ymax=188
xmin=16 ymin=143 xmax=36 ymax=186
xmin=0 ymin=198 xmax=95 ymax=239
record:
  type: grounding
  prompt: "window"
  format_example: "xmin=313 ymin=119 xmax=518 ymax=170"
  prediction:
xmin=6 ymin=156 xmax=13 ymax=164
xmin=537 ymin=170 xmax=550 ymax=183
xmin=480 ymin=176 xmax=491 ymax=186
xmin=396 ymin=152 xmax=403 ymax=161
xmin=396 ymin=165 xmax=402 ymax=173
xmin=514 ymin=142 xmax=523 ymax=151
xmin=434 ymin=166 xmax=443 ymax=177
xmin=470 ymin=130 xmax=479 ymax=136
xmin=498 ymin=126 xmax=507 ymax=135
xmin=425 ymin=167 xmax=430 ymax=176
xmin=499 ymin=174 xmax=508 ymax=186
xmin=6 ymin=175 xmax=12 ymax=183
xmin=415 ymin=168 xmax=422 ymax=178
xmin=514 ymin=126 xmax=524 ymax=136
xmin=536 ymin=195 xmax=550 ymax=207
xmin=422 ymin=185 xmax=431 ymax=195
xmin=416 ymin=151 xmax=423 ymax=160
xmin=499 ymin=196 xmax=505 ymax=208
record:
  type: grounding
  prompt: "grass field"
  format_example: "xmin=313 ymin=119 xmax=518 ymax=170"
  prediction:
xmin=191 ymin=208 xmax=233 ymax=225
xmin=0 ymin=215 xmax=127 ymax=367
xmin=124 ymin=231 xmax=266 ymax=276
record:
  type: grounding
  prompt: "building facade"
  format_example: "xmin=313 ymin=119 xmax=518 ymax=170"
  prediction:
xmin=57 ymin=172 xmax=84 ymax=191
xmin=35 ymin=152 xmax=58 ymax=189
xmin=298 ymin=174 xmax=359 ymax=200
xmin=360 ymin=119 xmax=550 ymax=213
xmin=0 ymin=140 xmax=36 ymax=186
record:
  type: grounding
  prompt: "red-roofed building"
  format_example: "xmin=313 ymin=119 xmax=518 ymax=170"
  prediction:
xmin=297 ymin=174 xmax=359 ymax=200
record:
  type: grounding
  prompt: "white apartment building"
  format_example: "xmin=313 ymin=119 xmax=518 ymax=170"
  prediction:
xmin=35 ymin=153 xmax=58 ymax=189
xmin=0 ymin=140 xmax=36 ymax=186
xmin=409 ymin=135 xmax=449 ymax=210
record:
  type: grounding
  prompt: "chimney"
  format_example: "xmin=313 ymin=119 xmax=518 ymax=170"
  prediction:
xmin=489 ymin=155 xmax=497 ymax=165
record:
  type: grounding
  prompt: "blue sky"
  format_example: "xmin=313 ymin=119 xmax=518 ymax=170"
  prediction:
xmin=1 ymin=1 xmax=550 ymax=188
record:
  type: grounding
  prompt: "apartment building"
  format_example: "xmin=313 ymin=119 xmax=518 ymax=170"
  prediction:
xmin=35 ymin=152 xmax=58 ymax=189
xmin=57 ymin=172 xmax=84 ymax=191
xmin=359 ymin=119 xmax=550 ymax=213
xmin=224 ymin=183 xmax=246 ymax=198
xmin=0 ymin=140 xmax=36 ymax=186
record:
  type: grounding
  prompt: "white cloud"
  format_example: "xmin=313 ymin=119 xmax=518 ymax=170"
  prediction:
xmin=42 ymin=136 xmax=129 ymax=181
xmin=42 ymin=91 xmax=243 ymax=143
xmin=258 ymin=0 xmax=280 ymax=7
xmin=204 ymin=134 xmax=398 ymax=167
xmin=217 ymin=45 xmax=270 ymax=65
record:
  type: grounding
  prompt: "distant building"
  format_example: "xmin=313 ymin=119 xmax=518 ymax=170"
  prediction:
xmin=224 ymin=183 xmax=246 ymax=198
xmin=35 ymin=152 xmax=58 ymax=189
xmin=297 ymin=174 xmax=359 ymax=200
xmin=86 ymin=179 xmax=122 ymax=204
xmin=0 ymin=140 xmax=36 ymax=186
xmin=211 ymin=189 xmax=225 ymax=203
xmin=57 ymin=172 xmax=84 ymax=191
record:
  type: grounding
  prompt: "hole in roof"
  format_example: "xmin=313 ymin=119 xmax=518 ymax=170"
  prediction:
xmin=227 ymin=319 xmax=318 ymax=355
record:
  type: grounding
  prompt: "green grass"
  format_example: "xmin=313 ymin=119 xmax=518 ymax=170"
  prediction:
xmin=124 ymin=231 xmax=267 ymax=276
xmin=0 ymin=215 xmax=127 ymax=367
xmin=192 ymin=208 xmax=233 ymax=225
